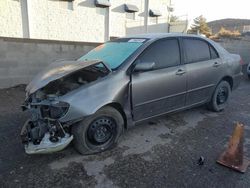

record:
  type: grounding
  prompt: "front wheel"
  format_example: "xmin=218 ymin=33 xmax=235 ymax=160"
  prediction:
xmin=72 ymin=106 xmax=124 ymax=155
xmin=207 ymin=81 xmax=231 ymax=112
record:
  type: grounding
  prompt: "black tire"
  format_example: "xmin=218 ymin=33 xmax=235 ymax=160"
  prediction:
xmin=248 ymin=74 xmax=250 ymax=79
xmin=208 ymin=81 xmax=231 ymax=112
xmin=72 ymin=106 xmax=124 ymax=155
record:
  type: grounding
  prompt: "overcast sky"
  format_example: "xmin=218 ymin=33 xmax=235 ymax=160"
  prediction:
xmin=172 ymin=0 xmax=250 ymax=22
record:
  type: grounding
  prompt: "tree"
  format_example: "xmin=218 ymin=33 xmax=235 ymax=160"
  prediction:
xmin=217 ymin=27 xmax=241 ymax=38
xmin=188 ymin=15 xmax=212 ymax=37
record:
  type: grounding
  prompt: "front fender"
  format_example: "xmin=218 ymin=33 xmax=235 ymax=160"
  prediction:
xmin=59 ymin=72 xmax=130 ymax=123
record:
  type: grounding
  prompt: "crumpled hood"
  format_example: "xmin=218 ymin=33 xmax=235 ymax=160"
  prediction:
xmin=26 ymin=59 xmax=103 ymax=94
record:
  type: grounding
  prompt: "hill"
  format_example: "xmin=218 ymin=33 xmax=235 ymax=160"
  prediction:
xmin=207 ymin=18 xmax=250 ymax=34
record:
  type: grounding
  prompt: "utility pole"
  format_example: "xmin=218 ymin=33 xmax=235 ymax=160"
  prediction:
xmin=167 ymin=0 xmax=173 ymax=33
xmin=144 ymin=0 xmax=149 ymax=33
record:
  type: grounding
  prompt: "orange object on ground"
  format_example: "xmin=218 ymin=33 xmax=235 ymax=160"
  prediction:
xmin=217 ymin=123 xmax=250 ymax=173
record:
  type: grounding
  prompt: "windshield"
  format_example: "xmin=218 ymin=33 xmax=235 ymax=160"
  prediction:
xmin=79 ymin=41 xmax=144 ymax=70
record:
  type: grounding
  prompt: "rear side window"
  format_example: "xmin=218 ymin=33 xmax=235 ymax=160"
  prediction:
xmin=210 ymin=45 xmax=219 ymax=59
xmin=183 ymin=38 xmax=210 ymax=63
xmin=137 ymin=39 xmax=180 ymax=69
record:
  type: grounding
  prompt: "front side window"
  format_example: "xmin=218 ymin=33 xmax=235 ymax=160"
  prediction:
xmin=79 ymin=39 xmax=146 ymax=70
xmin=183 ymin=38 xmax=210 ymax=63
xmin=136 ymin=39 xmax=180 ymax=69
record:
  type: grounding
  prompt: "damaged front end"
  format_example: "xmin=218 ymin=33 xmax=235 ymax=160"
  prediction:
xmin=21 ymin=96 xmax=73 ymax=154
xmin=21 ymin=60 xmax=110 ymax=154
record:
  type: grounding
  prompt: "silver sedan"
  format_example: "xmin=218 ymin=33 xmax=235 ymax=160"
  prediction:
xmin=21 ymin=33 xmax=243 ymax=155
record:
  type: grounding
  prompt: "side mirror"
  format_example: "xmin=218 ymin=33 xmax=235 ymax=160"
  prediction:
xmin=133 ymin=62 xmax=155 ymax=72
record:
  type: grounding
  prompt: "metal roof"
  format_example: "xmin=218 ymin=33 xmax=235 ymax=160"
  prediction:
xmin=149 ymin=9 xmax=162 ymax=17
xmin=95 ymin=0 xmax=111 ymax=8
xmin=124 ymin=4 xmax=139 ymax=13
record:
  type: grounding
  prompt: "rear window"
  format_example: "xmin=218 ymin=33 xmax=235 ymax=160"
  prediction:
xmin=183 ymin=38 xmax=210 ymax=63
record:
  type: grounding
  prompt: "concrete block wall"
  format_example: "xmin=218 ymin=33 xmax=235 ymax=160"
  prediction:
xmin=0 ymin=37 xmax=100 ymax=88
xmin=215 ymin=37 xmax=250 ymax=74
xmin=218 ymin=38 xmax=250 ymax=64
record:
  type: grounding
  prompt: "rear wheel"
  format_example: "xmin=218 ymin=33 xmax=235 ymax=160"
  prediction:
xmin=72 ymin=106 xmax=124 ymax=155
xmin=208 ymin=81 xmax=231 ymax=112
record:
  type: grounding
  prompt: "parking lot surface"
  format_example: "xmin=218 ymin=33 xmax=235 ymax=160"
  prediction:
xmin=0 ymin=77 xmax=250 ymax=188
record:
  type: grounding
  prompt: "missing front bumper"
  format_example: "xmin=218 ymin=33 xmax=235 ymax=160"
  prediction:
xmin=25 ymin=133 xmax=73 ymax=154
xmin=21 ymin=119 xmax=73 ymax=154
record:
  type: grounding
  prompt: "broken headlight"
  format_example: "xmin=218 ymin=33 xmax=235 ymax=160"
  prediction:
xmin=41 ymin=102 xmax=69 ymax=119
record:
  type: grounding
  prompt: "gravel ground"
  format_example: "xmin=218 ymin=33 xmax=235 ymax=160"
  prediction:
xmin=0 ymin=77 xmax=250 ymax=188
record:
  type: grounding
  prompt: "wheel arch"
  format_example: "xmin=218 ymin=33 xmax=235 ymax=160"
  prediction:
xmin=102 ymin=102 xmax=128 ymax=129
xmin=221 ymin=76 xmax=233 ymax=90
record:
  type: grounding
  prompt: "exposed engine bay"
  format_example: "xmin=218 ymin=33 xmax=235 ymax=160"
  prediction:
xmin=21 ymin=60 xmax=110 ymax=154
xmin=37 ymin=63 xmax=110 ymax=97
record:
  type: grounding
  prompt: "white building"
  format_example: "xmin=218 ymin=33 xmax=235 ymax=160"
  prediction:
xmin=0 ymin=0 xmax=175 ymax=42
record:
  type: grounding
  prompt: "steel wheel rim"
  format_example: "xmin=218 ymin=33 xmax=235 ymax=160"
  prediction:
xmin=216 ymin=86 xmax=229 ymax=105
xmin=87 ymin=117 xmax=116 ymax=146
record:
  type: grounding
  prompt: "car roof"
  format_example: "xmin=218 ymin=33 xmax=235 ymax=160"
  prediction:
xmin=123 ymin=33 xmax=227 ymax=55
xmin=125 ymin=33 xmax=206 ymax=40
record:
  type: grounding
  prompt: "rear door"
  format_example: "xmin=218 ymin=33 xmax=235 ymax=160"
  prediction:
xmin=131 ymin=38 xmax=187 ymax=121
xmin=183 ymin=38 xmax=222 ymax=106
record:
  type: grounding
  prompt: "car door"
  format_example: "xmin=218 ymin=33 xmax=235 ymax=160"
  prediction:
xmin=131 ymin=38 xmax=187 ymax=121
xmin=183 ymin=38 xmax=223 ymax=106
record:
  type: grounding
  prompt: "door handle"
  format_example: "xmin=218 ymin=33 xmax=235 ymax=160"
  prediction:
xmin=176 ymin=69 xmax=186 ymax=75
xmin=213 ymin=62 xmax=220 ymax=67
